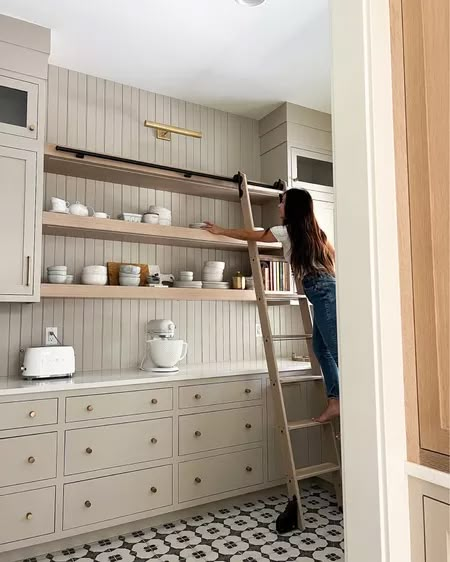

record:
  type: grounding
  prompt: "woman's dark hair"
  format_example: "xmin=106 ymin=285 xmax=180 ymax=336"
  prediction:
xmin=283 ymin=189 xmax=335 ymax=278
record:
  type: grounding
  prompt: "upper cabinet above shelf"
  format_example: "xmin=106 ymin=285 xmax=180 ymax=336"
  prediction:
xmin=44 ymin=145 xmax=283 ymax=205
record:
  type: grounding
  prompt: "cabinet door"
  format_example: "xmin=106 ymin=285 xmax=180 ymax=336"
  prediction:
xmin=423 ymin=497 xmax=450 ymax=562
xmin=0 ymin=74 xmax=38 ymax=140
xmin=403 ymin=0 xmax=450 ymax=462
xmin=0 ymin=145 xmax=36 ymax=296
xmin=313 ymin=197 xmax=335 ymax=247
xmin=290 ymin=147 xmax=333 ymax=195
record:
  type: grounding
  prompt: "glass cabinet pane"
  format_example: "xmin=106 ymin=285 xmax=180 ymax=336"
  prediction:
xmin=0 ymin=85 xmax=28 ymax=128
xmin=295 ymin=155 xmax=333 ymax=187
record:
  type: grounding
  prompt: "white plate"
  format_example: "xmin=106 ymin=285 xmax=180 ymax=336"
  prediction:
xmin=189 ymin=223 xmax=207 ymax=228
xmin=174 ymin=281 xmax=202 ymax=288
xmin=202 ymin=283 xmax=231 ymax=288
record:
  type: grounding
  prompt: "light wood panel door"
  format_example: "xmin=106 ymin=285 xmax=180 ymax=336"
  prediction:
xmin=0 ymin=145 xmax=36 ymax=298
xmin=402 ymin=0 xmax=450 ymax=466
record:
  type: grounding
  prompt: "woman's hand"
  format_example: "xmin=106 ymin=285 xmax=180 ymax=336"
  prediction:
xmin=202 ymin=221 xmax=224 ymax=235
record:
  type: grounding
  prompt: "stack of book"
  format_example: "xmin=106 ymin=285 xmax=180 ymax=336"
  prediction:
xmin=260 ymin=257 xmax=296 ymax=292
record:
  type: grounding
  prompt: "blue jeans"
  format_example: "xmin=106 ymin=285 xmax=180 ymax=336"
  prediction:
xmin=302 ymin=273 xmax=339 ymax=399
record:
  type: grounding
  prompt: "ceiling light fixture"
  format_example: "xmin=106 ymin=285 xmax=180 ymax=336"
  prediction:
xmin=235 ymin=0 xmax=266 ymax=6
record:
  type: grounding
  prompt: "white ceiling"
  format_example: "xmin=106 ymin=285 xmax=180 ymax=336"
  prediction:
xmin=0 ymin=0 xmax=331 ymax=119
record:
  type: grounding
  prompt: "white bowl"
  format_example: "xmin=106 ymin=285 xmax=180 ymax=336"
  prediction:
xmin=120 ymin=265 xmax=140 ymax=274
xmin=65 ymin=275 xmax=74 ymax=284
xmin=149 ymin=205 xmax=171 ymax=216
xmin=205 ymin=261 xmax=225 ymax=269
xmin=119 ymin=277 xmax=140 ymax=286
xmin=158 ymin=218 xmax=171 ymax=226
xmin=48 ymin=274 xmax=67 ymax=284
xmin=119 ymin=213 xmax=143 ymax=223
xmin=47 ymin=265 xmax=67 ymax=272
xmin=81 ymin=274 xmax=107 ymax=285
xmin=202 ymin=276 xmax=224 ymax=282
xmin=119 ymin=272 xmax=140 ymax=278
xmin=83 ymin=265 xmax=107 ymax=274
xmin=142 ymin=213 xmax=159 ymax=224
xmin=202 ymin=267 xmax=224 ymax=275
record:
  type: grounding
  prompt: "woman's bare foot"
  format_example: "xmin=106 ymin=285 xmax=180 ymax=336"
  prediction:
xmin=314 ymin=398 xmax=340 ymax=423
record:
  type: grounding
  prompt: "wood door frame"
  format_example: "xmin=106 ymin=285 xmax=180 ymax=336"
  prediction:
xmin=331 ymin=0 xmax=412 ymax=560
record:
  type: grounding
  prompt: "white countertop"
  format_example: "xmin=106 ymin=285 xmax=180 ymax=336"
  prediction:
xmin=0 ymin=359 xmax=312 ymax=396
xmin=406 ymin=461 xmax=450 ymax=490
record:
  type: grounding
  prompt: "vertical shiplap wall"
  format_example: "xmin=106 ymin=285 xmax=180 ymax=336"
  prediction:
xmin=0 ymin=66 xmax=305 ymax=377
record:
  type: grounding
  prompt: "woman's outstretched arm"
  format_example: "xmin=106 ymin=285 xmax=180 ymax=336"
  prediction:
xmin=202 ymin=221 xmax=277 ymax=243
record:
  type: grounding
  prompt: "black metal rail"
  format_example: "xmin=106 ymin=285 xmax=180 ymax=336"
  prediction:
xmin=55 ymin=146 xmax=283 ymax=192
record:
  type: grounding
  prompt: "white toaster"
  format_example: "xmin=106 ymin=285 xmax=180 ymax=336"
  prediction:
xmin=21 ymin=346 xmax=75 ymax=379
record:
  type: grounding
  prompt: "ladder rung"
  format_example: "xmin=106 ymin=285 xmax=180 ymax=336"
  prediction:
xmin=279 ymin=374 xmax=322 ymax=384
xmin=265 ymin=292 xmax=306 ymax=300
xmin=296 ymin=462 xmax=340 ymax=480
xmin=272 ymin=334 xmax=312 ymax=341
xmin=288 ymin=419 xmax=329 ymax=431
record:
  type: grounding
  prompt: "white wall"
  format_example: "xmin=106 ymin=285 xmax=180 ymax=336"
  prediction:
xmin=0 ymin=66 xmax=305 ymax=377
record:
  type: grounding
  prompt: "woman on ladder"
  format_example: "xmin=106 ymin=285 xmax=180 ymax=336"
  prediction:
xmin=203 ymin=188 xmax=339 ymax=422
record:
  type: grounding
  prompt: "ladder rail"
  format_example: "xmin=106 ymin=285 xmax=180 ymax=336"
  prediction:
xmin=238 ymin=172 xmax=304 ymax=528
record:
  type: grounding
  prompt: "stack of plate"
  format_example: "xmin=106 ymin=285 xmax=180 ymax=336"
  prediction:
xmin=202 ymin=261 xmax=225 ymax=282
xmin=173 ymin=280 xmax=202 ymax=289
xmin=189 ymin=222 xmax=207 ymax=229
xmin=202 ymin=281 xmax=230 ymax=289
xmin=148 ymin=206 xmax=172 ymax=226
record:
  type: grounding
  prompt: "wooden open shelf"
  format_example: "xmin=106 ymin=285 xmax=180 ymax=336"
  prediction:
xmin=41 ymin=284 xmax=299 ymax=302
xmin=42 ymin=212 xmax=281 ymax=253
xmin=44 ymin=145 xmax=282 ymax=204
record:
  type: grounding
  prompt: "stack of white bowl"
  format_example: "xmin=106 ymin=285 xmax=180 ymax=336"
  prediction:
xmin=174 ymin=271 xmax=202 ymax=289
xmin=148 ymin=206 xmax=172 ymax=226
xmin=119 ymin=264 xmax=141 ymax=286
xmin=47 ymin=265 xmax=70 ymax=284
xmin=201 ymin=261 xmax=230 ymax=289
xmin=82 ymin=265 xmax=107 ymax=285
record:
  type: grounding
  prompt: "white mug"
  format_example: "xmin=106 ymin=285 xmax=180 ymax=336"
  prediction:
xmin=51 ymin=197 xmax=69 ymax=212
xmin=94 ymin=212 xmax=110 ymax=219
xmin=148 ymin=339 xmax=188 ymax=368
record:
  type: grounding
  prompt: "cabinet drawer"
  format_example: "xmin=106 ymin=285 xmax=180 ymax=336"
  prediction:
xmin=65 ymin=418 xmax=173 ymax=475
xmin=65 ymin=388 xmax=173 ymax=422
xmin=0 ymin=398 xmax=58 ymax=431
xmin=179 ymin=448 xmax=263 ymax=503
xmin=63 ymin=465 xmax=172 ymax=530
xmin=0 ymin=432 xmax=57 ymax=487
xmin=179 ymin=406 xmax=263 ymax=455
xmin=424 ymin=496 xmax=450 ymax=562
xmin=179 ymin=379 xmax=262 ymax=409
xmin=0 ymin=487 xmax=55 ymax=545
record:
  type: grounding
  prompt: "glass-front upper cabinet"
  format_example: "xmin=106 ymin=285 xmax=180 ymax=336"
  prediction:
xmin=0 ymin=74 xmax=38 ymax=140
xmin=290 ymin=147 xmax=333 ymax=194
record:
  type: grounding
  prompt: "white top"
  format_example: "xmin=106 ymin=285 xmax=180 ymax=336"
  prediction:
xmin=0 ymin=360 xmax=313 ymax=396
xmin=270 ymin=225 xmax=291 ymax=262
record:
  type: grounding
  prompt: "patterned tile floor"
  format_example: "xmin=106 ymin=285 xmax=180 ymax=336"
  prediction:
xmin=24 ymin=483 xmax=344 ymax=562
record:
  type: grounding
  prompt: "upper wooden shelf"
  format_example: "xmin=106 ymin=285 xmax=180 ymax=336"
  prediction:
xmin=41 ymin=284 xmax=300 ymax=302
xmin=44 ymin=145 xmax=283 ymax=205
xmin=42 ymin=212 xmax=281 ymax=253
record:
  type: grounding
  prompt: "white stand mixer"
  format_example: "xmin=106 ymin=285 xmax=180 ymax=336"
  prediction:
xmin=140 ymin=319 xmax=188 ymax=373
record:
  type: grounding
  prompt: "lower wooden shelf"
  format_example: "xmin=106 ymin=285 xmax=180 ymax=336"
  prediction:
xmin=41 ymin=284 xmax=300 ymax=302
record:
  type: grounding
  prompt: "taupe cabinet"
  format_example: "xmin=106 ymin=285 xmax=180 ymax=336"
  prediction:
xmin=0 ymin=15 xmax=50 ymax=302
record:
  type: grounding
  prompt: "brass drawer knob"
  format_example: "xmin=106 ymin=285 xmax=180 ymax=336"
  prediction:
xmin=194 ymin=477 xmax=202 ymax=483
xmin=194 ymin=430 xmax=202 ymax=437
xmin=244 ymin=388 xmax=252 ymax=394
xmin=25 ymin=512 xmax=33 ymax=520
xmin=151 ymin=398 xmax=158 ymax=404
xmin=86 ymin=405 xmax=94 ymax=412
xmin=245 ymin=423 xmax=252 ymax=429
xmin=84 ymin=500 xmax=92 ymax=508
xmin=194 ymin=394 xmax=201 ymax=400
xmin=150 ymin=486 xmax=158 ymax=493
xmin=246 ymin=466 xmax=253 ymax=472
xmin=28 ymin=411 xmax=36 ymax=418
xmin=28 ymin=456 xmax=35 ymax=464
xmin=150 ymin=437 xmax=158 ymax=444
xmin=86 ymin=447 xmax=93 ymax=454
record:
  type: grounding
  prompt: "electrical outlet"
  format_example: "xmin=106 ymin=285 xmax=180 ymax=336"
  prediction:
xmin=256 ymin=324 xmax=263 ymax=337
xmin=45 ymin=327 xmax=58 ymax=346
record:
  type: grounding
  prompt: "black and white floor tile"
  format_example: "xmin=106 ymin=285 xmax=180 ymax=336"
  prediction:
xmin=24 ymin=484 xmax=344 ymax=562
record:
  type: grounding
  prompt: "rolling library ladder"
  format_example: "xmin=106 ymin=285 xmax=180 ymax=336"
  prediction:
xmin=237 ymin=172 xmax=342 ymax=532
